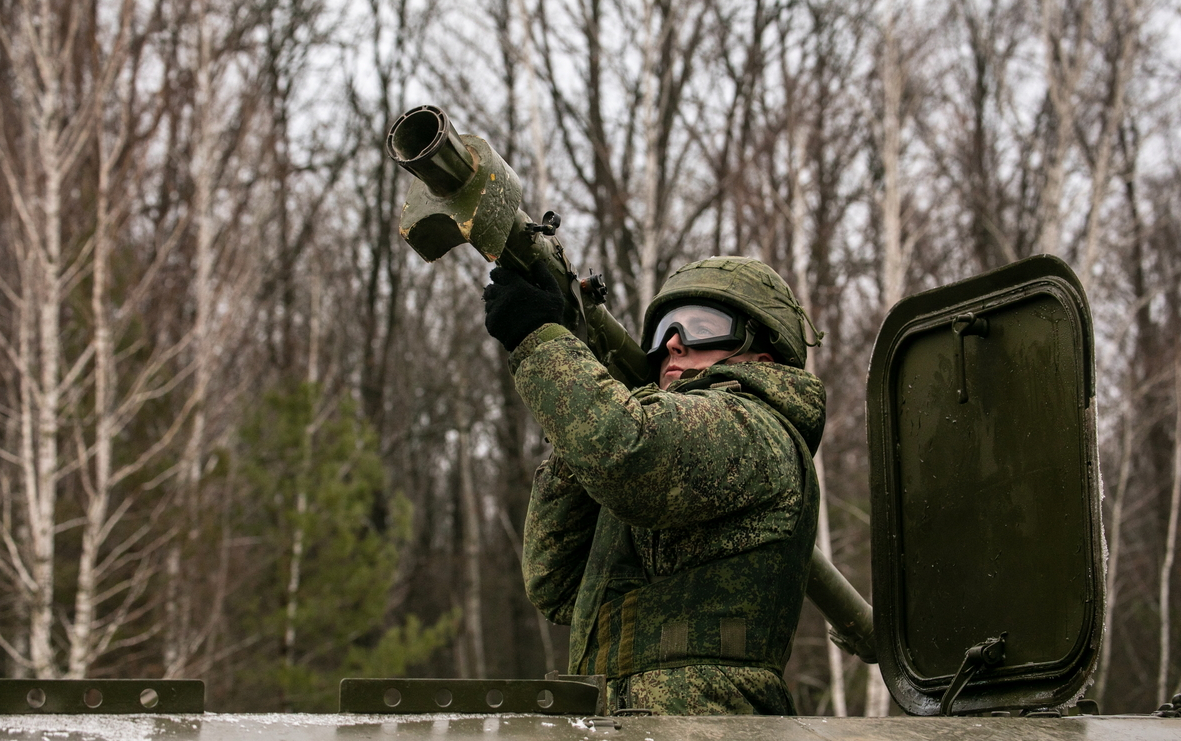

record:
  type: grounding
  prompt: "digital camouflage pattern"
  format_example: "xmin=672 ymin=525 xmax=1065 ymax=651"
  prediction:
xmin=611 ymin=666 xmax=796 ymax=715
xmin=510 ymin=323 xmax=825 ymax=715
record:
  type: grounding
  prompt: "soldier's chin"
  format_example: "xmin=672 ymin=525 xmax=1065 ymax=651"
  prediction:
xmin=659 ymin=370 xmax=681 ymax=390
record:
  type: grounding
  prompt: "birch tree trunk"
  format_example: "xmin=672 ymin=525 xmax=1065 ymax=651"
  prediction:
xmin=0 ymin=0 xmax=203 ymax=678
xmin=284 ymin=274 xmax=322 ymax=672
xmin=31 ymin=46 xmax=66 ymax=682
xmin=788 ymin=131 xmax=852 ymax=716
xmin=64 ymin=2 xmax=139 ymax=676
xmin=0 ymin=0 xmax=96 ymax=678
xmin=281 ymin=429 xmax=308 ymax=673
xmin=879 ymin=3 xmax=911 ymax=310
xmin=1 ymin=41 xmax=51 ymax=674
xmin=166 ymin=0 xmax=216 ymax=676
xmin=1079 ymin=0 xmax=1136 ymax=291
xmin=866 ymin=10 xmax=909 ymax=712
xmin=512 ymin=0 xmax=549 ymax=209
xmin=1159 ymin=357 xmax=1181 ymax=705
xmin=1037 ymin=0 xmax=1091 ymax=257
xmin=638 ymin=0 xmax=667 ymax=311
xmin=456 ymin=380 xmax=486 ymax=678
xmin=166 ymin=0 xmax=242 ymax=680
xmin=867 ymin=85 xmax=896 ymax=704
xmin=1094 ymin=396 xmax=1135 ymax=704
xmin=68 ymin=102 xmax=116 ymax=681
xmin=813 ymin=451 xmax=847 ymax=716
xmin=14 ymin=253 xmax=38 ymax=677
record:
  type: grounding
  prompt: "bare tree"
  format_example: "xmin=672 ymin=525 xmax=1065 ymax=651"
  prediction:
xmin=455 ymin=377 xmax=486 ymax=678
xmin=534 ymin=0 xmax=712 ymax=329
xmin=1075 ymin=0 xmax=1138 ymax=290
xmin=1037 ymin=0 xmax=1091 ymax=256
xmin=876 ymin=0 xmax=928 ymax=308
xmin=160 ymin=0 xmax=275 ymax=678
xmin=1160 ymin=357 xmax=1181 ymax=704
xmin=0 ymin=0 xmax=180 ymax=678
xmin=0 ymin=0 xmax=262 ymax=679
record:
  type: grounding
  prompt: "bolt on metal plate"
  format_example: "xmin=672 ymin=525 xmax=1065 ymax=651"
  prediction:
xmin=0 ymin=679 xmax=204 ymax=714
xmin=339 ymin=678 xmax=600 ymax=715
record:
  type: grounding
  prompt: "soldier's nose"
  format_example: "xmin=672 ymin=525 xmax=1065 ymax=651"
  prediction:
xmin=665 ymin=333 xmax=687 ymax=355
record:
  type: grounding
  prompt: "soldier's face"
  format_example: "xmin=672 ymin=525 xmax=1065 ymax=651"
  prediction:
xmin=657 ymin=333 xmax=771 ymax=390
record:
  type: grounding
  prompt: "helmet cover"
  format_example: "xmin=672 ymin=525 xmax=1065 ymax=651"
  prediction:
xmin=642 ymin=256 xmax=821 ymax=369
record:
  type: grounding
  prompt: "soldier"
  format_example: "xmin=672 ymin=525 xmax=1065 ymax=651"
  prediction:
xmin=483 ymin=256 xmax=825 ymax=715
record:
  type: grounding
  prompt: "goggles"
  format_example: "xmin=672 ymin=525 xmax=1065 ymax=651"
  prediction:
xmin=645 ymin=302 xmax=748 ymax=357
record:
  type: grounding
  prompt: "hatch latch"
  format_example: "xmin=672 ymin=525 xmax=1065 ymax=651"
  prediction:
xmin=952 ymin=313 xmax=989 ymax=403
xmin=940 ymin=632 xmax=1006 ymax=715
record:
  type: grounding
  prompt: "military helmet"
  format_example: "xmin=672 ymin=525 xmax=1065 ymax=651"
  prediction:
xmin=641 ymin=256 xmax=821 ymax=369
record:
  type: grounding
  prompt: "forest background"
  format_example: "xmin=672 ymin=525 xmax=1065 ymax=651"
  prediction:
xmin=1 ymin=0 xmax=1179 ymax=716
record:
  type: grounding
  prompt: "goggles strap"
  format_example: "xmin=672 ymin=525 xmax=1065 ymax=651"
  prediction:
xmin=718 ymin=320 xmax=756 ymax=363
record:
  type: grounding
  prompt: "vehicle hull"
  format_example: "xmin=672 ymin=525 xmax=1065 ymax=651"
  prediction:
xmin=1 ymin=713 xmax=1177 ymax=740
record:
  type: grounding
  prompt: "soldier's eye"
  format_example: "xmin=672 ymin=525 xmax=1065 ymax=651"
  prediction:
xmin=689 ymin=317 xmax=728 ymax=336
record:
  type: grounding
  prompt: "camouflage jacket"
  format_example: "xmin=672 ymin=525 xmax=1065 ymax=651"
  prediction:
xmin=510 ymin=324 xmax=825 ymax=715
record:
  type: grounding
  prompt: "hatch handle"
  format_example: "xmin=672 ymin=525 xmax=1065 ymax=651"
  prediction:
xmin=952 ymin=313 xmax=989 ymax=404
xmin=940 ymin=632 xmax=1006 ymax=716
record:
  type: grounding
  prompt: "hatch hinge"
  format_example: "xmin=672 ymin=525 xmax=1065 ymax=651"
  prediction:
xmin=940 ymin=632 xmax=1007 ymax=716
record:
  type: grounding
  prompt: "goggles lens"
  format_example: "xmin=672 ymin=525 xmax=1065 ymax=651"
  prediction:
xmin=646 ymin=303 xmax=744 ymax=355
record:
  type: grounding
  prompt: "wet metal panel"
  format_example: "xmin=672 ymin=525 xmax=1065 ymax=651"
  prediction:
xmin=339 ymin=678 xmax=601 ymax=715
xmin=867 ymin=255 xmax=1103 ymax=715
xmin=0 ymin=679 xmax=203 ymax=714
xmin=1 ymin=713 xmax=1179 ymax=740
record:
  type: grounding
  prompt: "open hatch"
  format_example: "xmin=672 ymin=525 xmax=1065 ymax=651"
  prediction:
xmin=867 ymin=254 xmax=1104 ymax=716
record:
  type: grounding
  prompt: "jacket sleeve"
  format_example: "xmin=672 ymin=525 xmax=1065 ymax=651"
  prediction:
xmin=510 ymin=325 xmax=802 ymax=531
xmin=521 ymin=456 xmax=600 ymax=625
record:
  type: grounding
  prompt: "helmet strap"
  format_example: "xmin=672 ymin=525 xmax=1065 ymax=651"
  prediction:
xmin=795 ymin=305 xmax=825 ymax=347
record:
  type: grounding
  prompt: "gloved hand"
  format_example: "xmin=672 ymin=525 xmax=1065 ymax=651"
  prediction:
xmin=483 ymin=263 xmax=566 ymax=352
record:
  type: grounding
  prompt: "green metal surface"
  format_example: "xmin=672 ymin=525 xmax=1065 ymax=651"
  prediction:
xmin=388 ymin=107 xmax=478 ymax=198
xmin=339 ymin=679 xmax=601 ymax=716
xmin=0 ymin=713 xmax=1177 ymax=740
xmin=867 ymin=255 xmax=1103 ymax=716
xmin=805 ymin=546 xmax=876 ymax=663
xmin=398 ymin=132 xmax=523 ymax=263
xmin=0 ymin=679 xmax=203 ymax=714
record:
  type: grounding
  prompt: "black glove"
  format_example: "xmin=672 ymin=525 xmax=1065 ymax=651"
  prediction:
xmin=483 ymin=263 xmax=566 ymax=352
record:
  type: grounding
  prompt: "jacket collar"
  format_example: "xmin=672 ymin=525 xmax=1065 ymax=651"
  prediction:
xmin=668 ymin=362 xmax=826 ymax=455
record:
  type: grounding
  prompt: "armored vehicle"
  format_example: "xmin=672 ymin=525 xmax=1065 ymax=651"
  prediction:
xmin=1 ymin=107 xmax=1178 ymax=739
